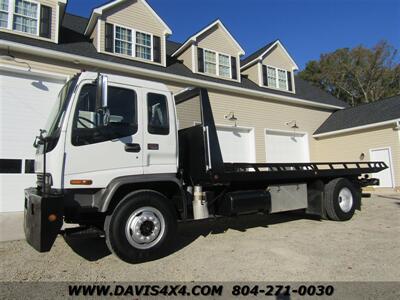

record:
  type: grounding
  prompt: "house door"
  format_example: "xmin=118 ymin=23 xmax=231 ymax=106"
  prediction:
xmin=370 ymin=148 xmax=394 ymax=188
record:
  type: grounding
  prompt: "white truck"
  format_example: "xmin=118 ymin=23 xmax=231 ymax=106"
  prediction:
xmin=24 ymin=72 xmax=386 ymax=263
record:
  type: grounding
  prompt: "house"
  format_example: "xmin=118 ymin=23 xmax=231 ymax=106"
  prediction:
xmin=314 ymin=95 xmax=400 ymax=191
xmin=0 ymin=0 xmax=398 ymax=217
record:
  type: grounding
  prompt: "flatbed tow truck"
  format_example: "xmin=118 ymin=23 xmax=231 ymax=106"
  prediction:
xmin=24 ymin=72 xmax=386 ymax=263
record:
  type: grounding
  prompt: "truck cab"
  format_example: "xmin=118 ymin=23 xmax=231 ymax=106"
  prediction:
xmin=34 ymin=72 xmax=178 ymax=189
xmin=24 ymin=71 xmax=386 ymax=263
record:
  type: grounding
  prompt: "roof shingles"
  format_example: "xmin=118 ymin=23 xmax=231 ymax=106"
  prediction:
xmin=315 ymin=95 xmax=400 ymax=134
xmin=0 ymin=13 xmax=347 ymax=109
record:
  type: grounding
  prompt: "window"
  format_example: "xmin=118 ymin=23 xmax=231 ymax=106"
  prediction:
xmin=13 ymin=0 xmax=38 ymax=35
xmin=218 ymin=54 xmax=231 ymax=78
xmin=115 ymin=25 xmax=132 ymax=56
xmin=136 ymin=31 xmax=151 ymax=60
xmin=267 ymin=66 xmax=277 ymax=88
xmin=0 ymin=159 xmax=22 ymax=174
xmin=111 ymin=25 xmax=153 ymax=61
xmin=25 ymin=159 xmax=35 ymax=173
xmin=202 ymin=49 xmax=232 ymax=79
xmin=72 ymin=84 xmax=138 ymax=146
xmin=266 ymin=66 xmax=288 ymax=91
xmin=278 ymin=69 xmax=287 ymax=90
xmin=147 ymin=93 xmax=169 ymax=135
xmin=204 ymin=49 xmax=217 ymax=75
xmin=0 ymin=0 xmax=8 ymax=28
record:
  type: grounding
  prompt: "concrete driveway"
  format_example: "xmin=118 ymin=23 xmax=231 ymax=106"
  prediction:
xmin=0 ymin=194 xmax=399 ymax=282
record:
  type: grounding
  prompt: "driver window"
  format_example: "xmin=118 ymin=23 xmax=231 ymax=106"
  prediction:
xmin=72 ymin=84 xmax=137 ymax=146
xmin=147 ymin=93 xmax=169 ymax=135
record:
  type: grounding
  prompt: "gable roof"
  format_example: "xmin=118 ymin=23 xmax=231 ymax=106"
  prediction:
xmin=0 ymin=13 xmax=347 ymax=110
xmin=171 ymin=19 xmax=245 ymax=57
xmin=241 ymin=40 xmax=299 ymax=70
xmin=315 ymin=94 xmax=400 ymax=136
xmin=84 ymin=0 xmax=172 ymax=36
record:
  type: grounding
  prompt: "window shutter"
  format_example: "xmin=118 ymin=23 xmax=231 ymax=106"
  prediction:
xmin=287 ymin=71 xmax=293 ymax=91
xmin=262 ymin=65 xmax=268 ymax=86
xmin=197 ymin=47 xmax=204 ymax=73
xmin=105 ymin=23 xmax=114 ymax=53
xmin=231 ymin=56 xmax=237 ymax=80
xmin=39 ymin=5 xmax=52 ymax=38
xmin=153 ymin=35 xmax=161 ymax=63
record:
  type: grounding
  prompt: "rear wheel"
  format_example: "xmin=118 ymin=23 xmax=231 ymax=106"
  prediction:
xmin=104 ymin=191 xmax=177 ymax=263
xmin=324 ymin=178 xmax=359 ymax=221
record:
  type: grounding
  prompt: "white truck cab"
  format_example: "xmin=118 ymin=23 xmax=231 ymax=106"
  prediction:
xmin=34 ymin=72 xmax=178 ymax=190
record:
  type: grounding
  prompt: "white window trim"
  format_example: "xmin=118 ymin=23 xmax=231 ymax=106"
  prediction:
xmin=113 ymin=23 xmax=153 ymax=62
xmin=202 ymin=47 xmax=232 ymax=79
xmin=264 ymin=64 xmax=289 ymax=92
xmin=114 ymin=23 xmax=133 ymax=56
xmin=2 ymin=0 xmax=41 ymax=36
xmin=136 ymin=30 xmax=153 ymax=60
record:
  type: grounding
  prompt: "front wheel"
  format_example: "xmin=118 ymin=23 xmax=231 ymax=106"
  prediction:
xmin=324 ymin=178 xmax=360 ymax=221
xmin=104 ymin=191 xmax=177 ymax=263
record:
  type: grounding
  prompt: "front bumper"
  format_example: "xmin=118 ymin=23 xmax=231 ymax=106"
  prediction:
xmin=24 ymin=188 xmax=64 ymax=252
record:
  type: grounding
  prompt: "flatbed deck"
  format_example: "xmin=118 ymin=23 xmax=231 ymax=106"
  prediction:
xmin=176 ymin=87 xmax=387 ymax=185
xmin=220 ymin=161 xmax=387 ymax=183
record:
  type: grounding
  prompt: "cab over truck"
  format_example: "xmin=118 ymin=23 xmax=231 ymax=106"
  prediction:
xmin=24 ymin=72 xmax=387 ymax=263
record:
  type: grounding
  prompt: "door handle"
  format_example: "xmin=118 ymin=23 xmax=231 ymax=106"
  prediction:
xmin=125 ymin=143 xmax=141 ymax=153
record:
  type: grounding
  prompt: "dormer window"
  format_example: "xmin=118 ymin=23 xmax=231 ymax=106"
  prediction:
xmin=263 ymin=65 xmax=291 ymax=91
xmin=0 ymin=0 xmax=52 ymax=38
xmin=14 ymin=0 xmax=38 ymax=34
xmin=114 ymin=25 xmax=152 ymax=60
xmin=278 ymin=69 xmax=288 ymax=90
xmin=106 ymin=23 xmax=158 ymax=63
xmin=0 ymin=0 xmax=9 ymax=28
xmin=204 ymin=49 xmax=216 ymax=75
xmin=135 ymin=31 xmax=152 ymax=60
xmin=218 ymin=54 xmax=231 ymax=78
xmin=201 ymin=48 xmax=232 ymax=79
xmin=115 ymin=25 xmax=132 ymax=56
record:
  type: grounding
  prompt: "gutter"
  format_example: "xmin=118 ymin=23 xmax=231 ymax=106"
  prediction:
xmin=1 ymin=40 xmax=345 ymax=111
xmin=313 ymin=119 xmax=400 ymax=138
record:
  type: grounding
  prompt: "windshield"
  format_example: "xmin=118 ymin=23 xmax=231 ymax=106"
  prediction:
xmin=44 ymin=77 xmax=78 ymax=137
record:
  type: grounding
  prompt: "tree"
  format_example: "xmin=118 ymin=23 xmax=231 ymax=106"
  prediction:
xmin=299 ymin=41 xmax=400 ymax=106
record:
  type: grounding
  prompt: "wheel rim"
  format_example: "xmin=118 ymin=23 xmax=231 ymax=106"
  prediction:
xmin=338 ymin=187 xmax=353 ymax=213
xmin=125 ymin=206 xmax=166 ymax=250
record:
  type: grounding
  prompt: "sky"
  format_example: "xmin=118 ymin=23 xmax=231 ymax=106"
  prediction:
xmin=66 ymin=0 xmax=400 ymax=70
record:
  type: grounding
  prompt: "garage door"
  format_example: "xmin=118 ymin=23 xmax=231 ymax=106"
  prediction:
xmin=217 ymin=126 xmax=255 ymax=163
xmin=0 ymin=70 xmax=66 ymax=212
xmin=265 ymin=130 xmax=310 ymax=163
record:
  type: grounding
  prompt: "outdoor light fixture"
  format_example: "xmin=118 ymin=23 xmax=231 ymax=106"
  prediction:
xmin=224 ymin=112 xmax=238 ymax=126
xmin=285 ymin=120 xmax=299 ymax=138
xmin=0 ymin=47 xmax=31 ymax=71
xmin=285 ymin=120 xmax=299 ymax=129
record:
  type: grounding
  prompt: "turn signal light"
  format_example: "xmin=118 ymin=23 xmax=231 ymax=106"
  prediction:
xmin=48 ymin=214 xmax=57 ymax=222
xmin=70 ymin=179 xmax=93 ymax=185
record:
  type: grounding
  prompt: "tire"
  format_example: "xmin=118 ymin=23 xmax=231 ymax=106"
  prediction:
xmin=104 ymin=190 xmax=177 ymax=263
xmin=324 ymin=178 xmax=359 ymax=221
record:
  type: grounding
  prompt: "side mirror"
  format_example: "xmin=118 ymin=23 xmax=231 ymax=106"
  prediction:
xmin=96 ymin=74 xmax=108 ymax=109
xmin=95 ymin=74 xmax=109 ymax=126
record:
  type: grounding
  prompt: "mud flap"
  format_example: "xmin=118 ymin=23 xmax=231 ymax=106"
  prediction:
xmin=24 ymin=188 xmax=64 ymax=252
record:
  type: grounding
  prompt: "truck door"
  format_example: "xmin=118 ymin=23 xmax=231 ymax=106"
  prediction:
xmin=143 ymin=89 xmax=177 ymax=174
xmin=64 ymin=81 xmax=143 ymax=188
